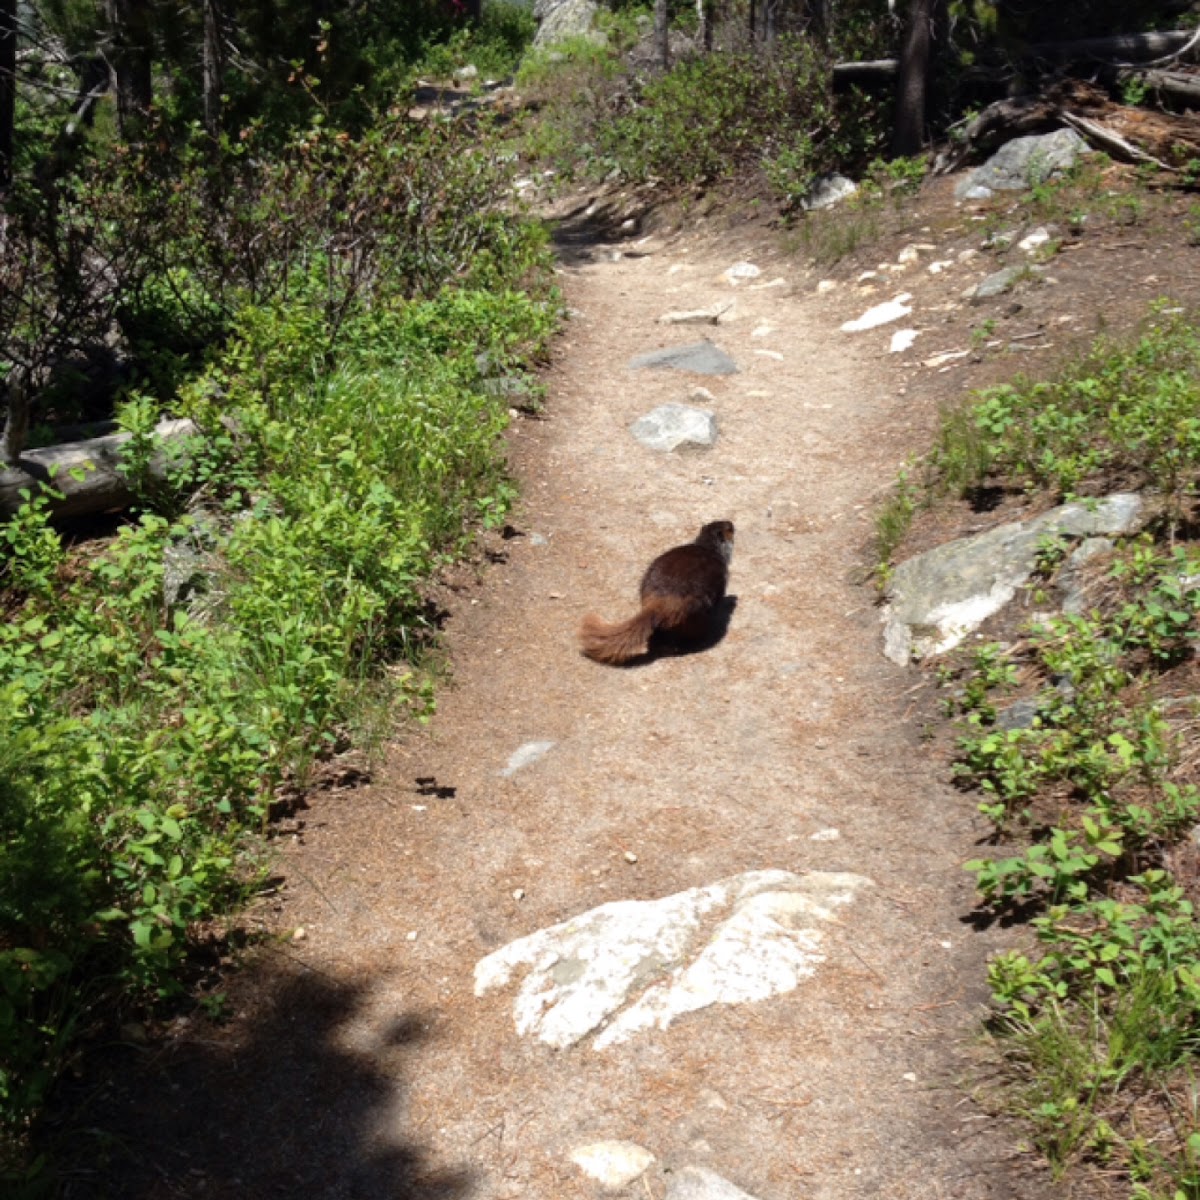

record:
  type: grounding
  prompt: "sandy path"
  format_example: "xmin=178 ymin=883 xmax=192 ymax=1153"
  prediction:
xmin=91 ymin=214 xmax=1043 ymax=1200
xmin=243 ymin=215 xmax=1038 ymax=1200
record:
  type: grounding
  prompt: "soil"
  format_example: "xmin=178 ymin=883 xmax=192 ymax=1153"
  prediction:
xmin=57 ymin=168 xmax=1200 ymax=1199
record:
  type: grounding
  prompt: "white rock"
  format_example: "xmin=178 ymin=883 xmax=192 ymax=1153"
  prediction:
xmin=475 ymin=870 xmax=870 ymax=1050
xmin=723 ymin=261 xmax=761 ymax=283
xmin=753 ymin=349 xmax=784 ymax=361
xmin=897 ymin=244 xmax=922 ymax=264
xmin=841 ymin=294 xmax=913 ymax=333
xmin=570 ymin=1141 xmax=656 ymax=1191
xmin=1018 ymin=226 xmax=1053 ymax=252
xmin=816 ymin=279 xmax=837 ymax=294
xmin=923 ymin=349 xmax=969 ymax=367
xmin=927 ymin=259 xmax=954 ymax=274
xmin=809 ymin=828 xmax=840 ymax=842
xmin=889 ymin=329 xmax=919 ymax=353
xmin=748 ymin=277 xmax=787 ymax=291
xmin=499 ymin=740 xmax=556 ymax=777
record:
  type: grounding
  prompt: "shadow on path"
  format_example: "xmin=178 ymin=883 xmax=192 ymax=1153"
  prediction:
xmin=50 ymin=961 xmax=468 ymax=1200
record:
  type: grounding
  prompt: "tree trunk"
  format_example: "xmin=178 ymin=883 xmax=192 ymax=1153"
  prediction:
xmin=654 ymin=0 xmax=669 ymax=69
xmin=0 ymin=0 xmax=15 ymax=191
xmin=1 ymin=369 xmax=29 ymax=466
xmin=105 ymin=0 xmax=153 ymax=138
xmin=202 ymin=0 xmax=224 ymax=138
xmin=0 ymin=418 xmax=199 ymax=520
xmin=697 ymin=0 xmax=712 ymax=52
xmin=893 ymin=0 xmax=934 ymax=157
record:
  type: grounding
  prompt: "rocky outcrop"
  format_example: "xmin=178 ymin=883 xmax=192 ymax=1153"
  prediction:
xmin=882 ymin=493 xmax=1144 ymax=664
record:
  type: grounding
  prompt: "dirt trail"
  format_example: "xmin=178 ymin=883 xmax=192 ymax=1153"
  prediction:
xmin=90 ymin=211 xmax=1045 ymax=1200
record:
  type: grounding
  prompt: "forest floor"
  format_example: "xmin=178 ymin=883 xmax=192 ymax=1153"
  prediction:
xmin=66 ymin=168 xmax=1200 ymax=1199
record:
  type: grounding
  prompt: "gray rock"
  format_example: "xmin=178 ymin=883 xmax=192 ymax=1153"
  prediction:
xmin=996 ymin=698 xmax=1040 ymax=731
xmin=882 ymin=494 xmax=1144 ymax=664
xmin=969 ymin=265 xmax=1041 ymax=303
xmin=954 ymin=128 xmax=1091 ymax=198
xmin=475 ymin=869 xmax=870 ymax=1050
xmin=499 ymin=740 xmax=556 ymax=777
xmin=533 ymin=0 xmax=601 ymax=47
xmin=665 ymin=1166 xmax=764 ymax=1200
xmin=163 ymin=542 xmax=211 ymax=609
xmin=801 ymin=173 xmax=857 ymax=211
xmin=1057 ymin=536 xmax=1114 ymax=614
xmin=629 ymin=342 xmax=738 ymax=375
xmin=630 ymin=404 xmax=718 ymax=452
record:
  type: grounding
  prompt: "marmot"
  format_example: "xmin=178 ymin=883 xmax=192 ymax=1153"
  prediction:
xmin=578 ymin=520 xmax=734 ymax=665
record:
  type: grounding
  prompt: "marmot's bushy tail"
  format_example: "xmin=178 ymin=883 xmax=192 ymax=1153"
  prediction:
xmin=578 ymin=595 xmax=694 ymax=664
xmin=578 ymin=607 xmax=657 ymax=665
xmin=573 ymin=609 xmax=652 ymax=667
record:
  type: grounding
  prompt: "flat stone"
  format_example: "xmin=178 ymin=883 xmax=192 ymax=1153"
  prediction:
xmin=841 ymin=294 xmax=913 ymax=333
xmin=570 ymin=1142 xmax=656 ymax=1191
xmin=499 ymin=740 xmax=556 ymax=777
xmin=475 ymin=869 xmax=870 ymax=1050
xmin=665 ymin=1166 xmax=765 ymax=1200
xmin=883 ymin=494 xmax=1144 ymax=664
xmin=723 ymin=261 xmax=761 ymax=283
xmin=630 ymin=404 xmax=717 ymax=452
xmin=659 ymin=304 xmax=732 ymax=326
xmin=969 ymin=266 xmax=1041 ymax=303
xmin=629 ymin=342 xmax=738 ymax=375
xmin=890 ymin=329 xmax=919 ymax=353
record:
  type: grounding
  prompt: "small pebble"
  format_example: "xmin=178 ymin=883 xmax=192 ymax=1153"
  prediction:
xmin=513 ymin=888 xmax=526 ymax=901
xmin=624 ymin=850 xmax=639 ymax=864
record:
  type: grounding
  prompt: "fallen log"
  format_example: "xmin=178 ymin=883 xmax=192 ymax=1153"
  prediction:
xmin=0 ymin=418 xmax=199 ymax=519
xmin=1117 ymin=67 xmax=1200 ymax=108
xmin=939 ymin=79 xmax=1200 ymax=173
xmin=833 ymin=28 xmax=1200 ymax=86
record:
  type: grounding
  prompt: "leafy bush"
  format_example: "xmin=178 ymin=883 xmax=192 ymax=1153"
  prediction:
xmin=904 ymin=307 xmax=1200 ymax=1198
xmin=932 ymin=305 xmax=1200 ymax=517
xmin=603 ymin=38 xmax=862 ymax=191
xmin=0 ymin=93 xmax=558 ymax=1182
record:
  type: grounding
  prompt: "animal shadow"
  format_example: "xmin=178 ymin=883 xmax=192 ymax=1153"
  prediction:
xmin=630 ymin=595 xmax=739 ymax=667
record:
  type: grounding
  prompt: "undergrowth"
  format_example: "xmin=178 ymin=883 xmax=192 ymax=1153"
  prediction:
xmin=891 ymin=304 xmax=1200 ymax=1197
xmin=0 ymin=107 xmax=557 ymax=1186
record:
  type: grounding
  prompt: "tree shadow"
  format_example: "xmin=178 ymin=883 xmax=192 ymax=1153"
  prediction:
xmin=47 ymin=960 xmax=471 ymax=1200
xmin=550 ymin=197 xmax=652 ymax=268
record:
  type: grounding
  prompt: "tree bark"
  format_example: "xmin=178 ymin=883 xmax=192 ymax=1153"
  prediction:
xmin=202 ymin=0 xmax=224 ymax=138
xmin=1 ymin=369 xmax=29 ymax=466
xmin=105 ymin=0 xmax=153 ymax=138
xmin=0 ymin=0 xmax=15 ymax=191
xmin=654 ymin=0 xmax=669 ymax=69
xmin=0 ymin=419 xmax=198 ymax=520
xmin=893 ymin=0 xmax=935 ymax=157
